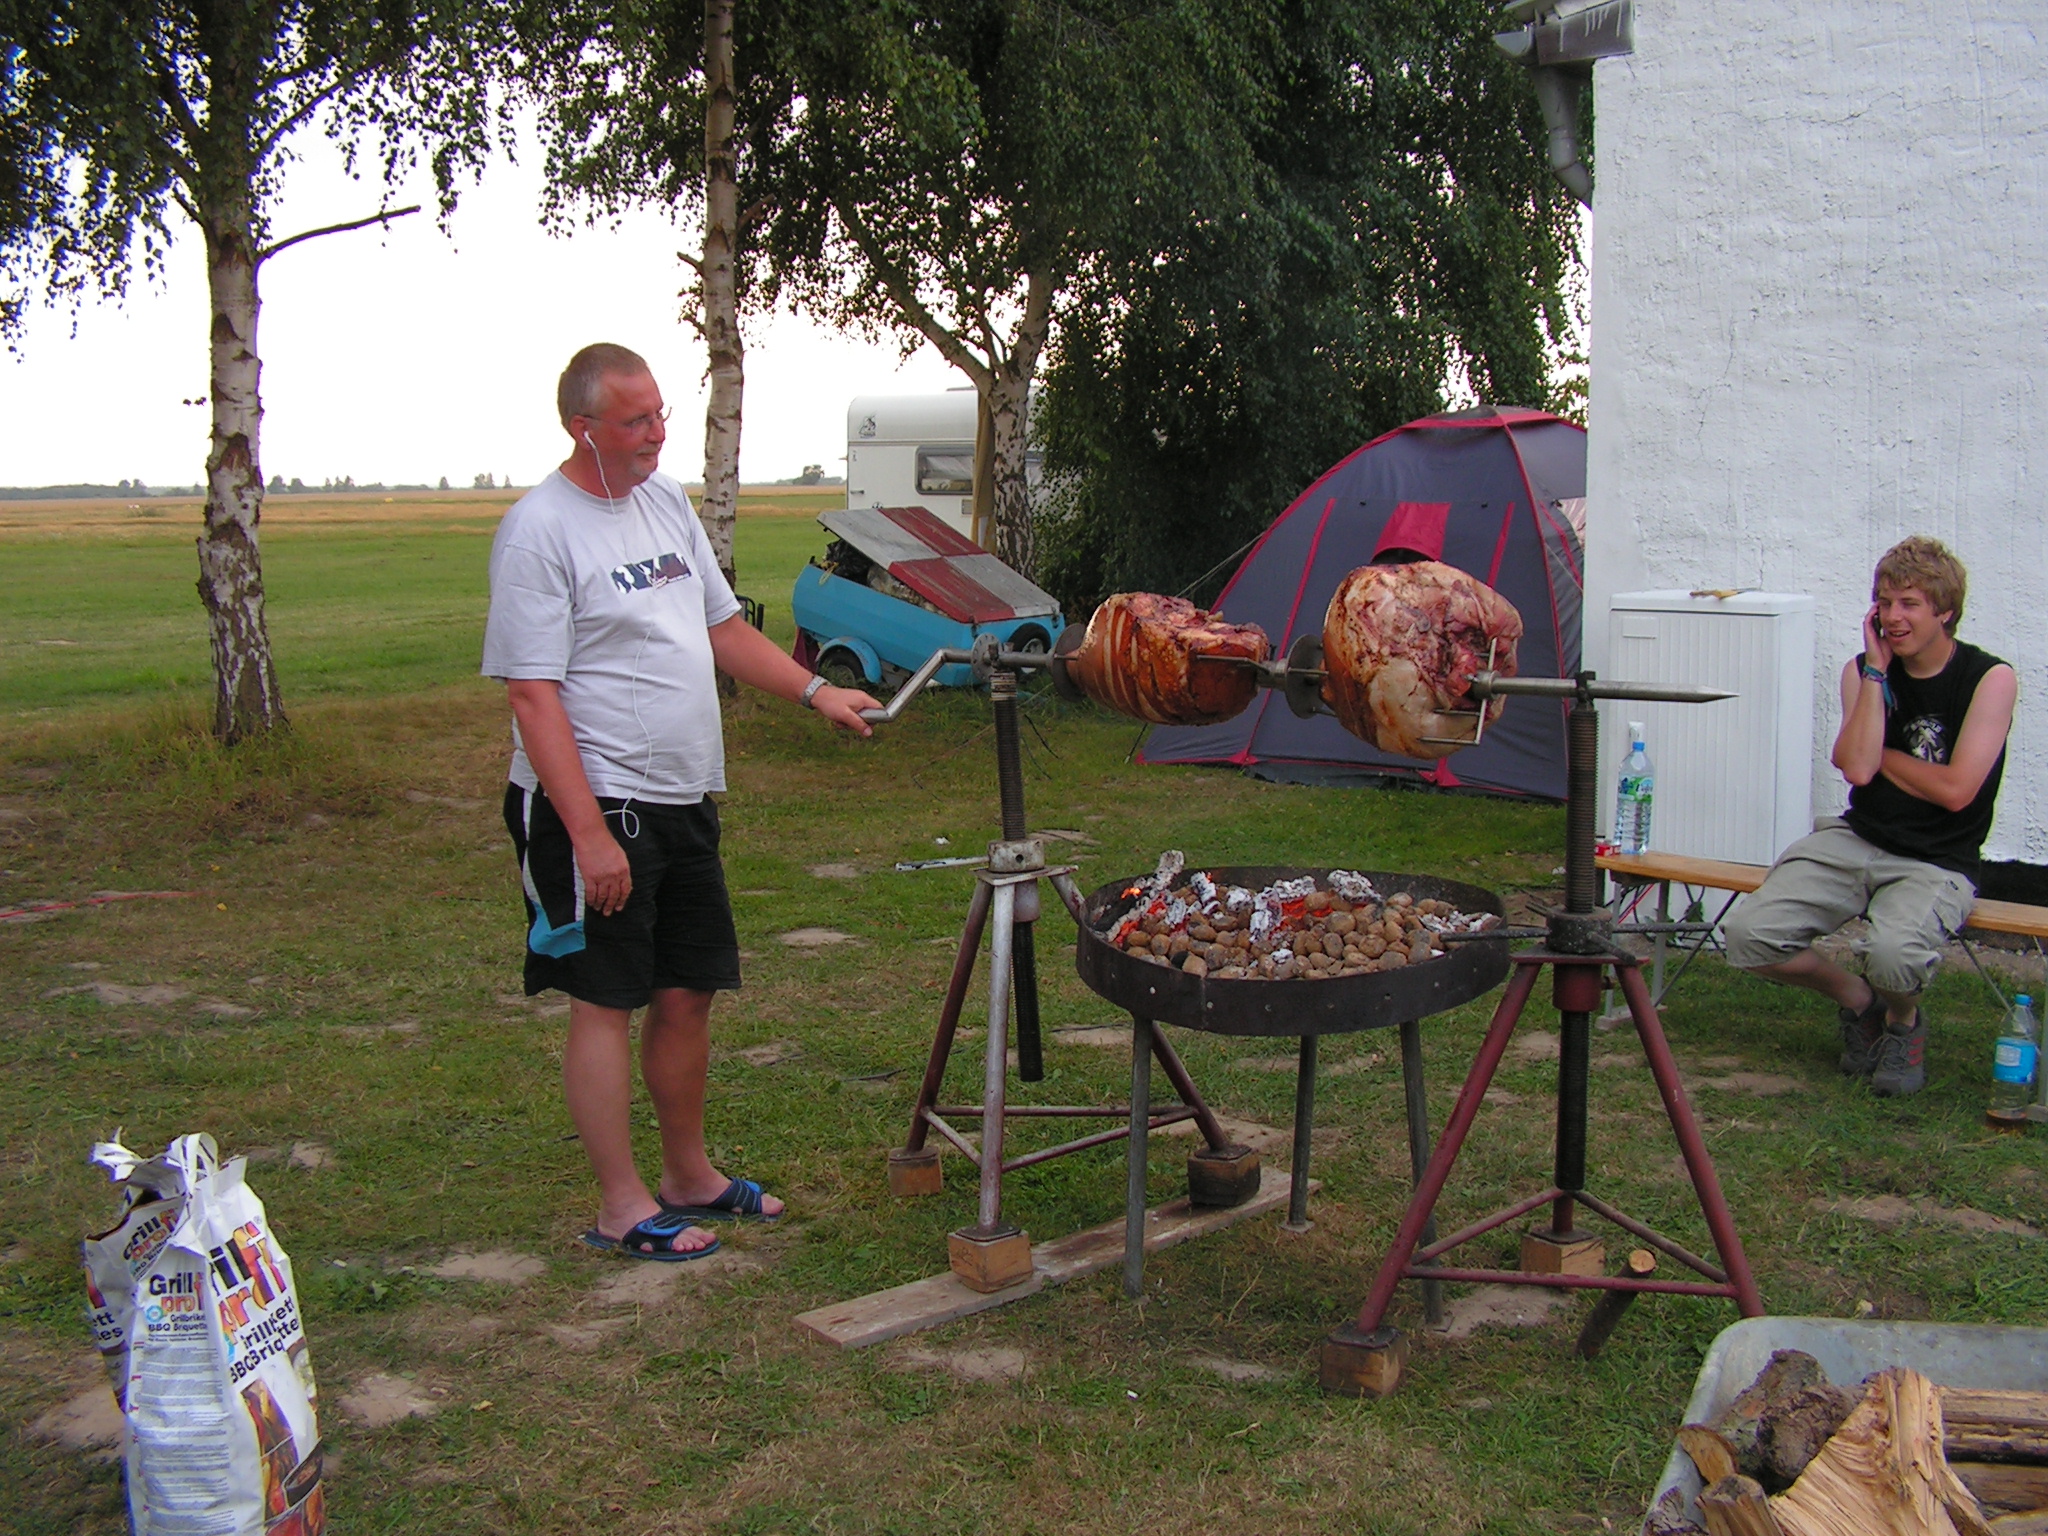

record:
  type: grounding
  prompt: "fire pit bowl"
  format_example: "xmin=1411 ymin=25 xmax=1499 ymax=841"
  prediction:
xmin=1074 ymin=866 xmax=1509 ymax=1038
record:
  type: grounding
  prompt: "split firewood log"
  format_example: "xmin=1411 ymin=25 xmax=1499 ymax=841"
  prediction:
xmin=1716 ymin=1351 xmax=1833 ymax=1483
xmin=1645 ymin=1485 xmax=1712 ymax=1535
xmin=1984 ymin=1511 xmax=2048 ymax=1535
xmin=1943 ymin=1390 xmax=2048 ymax=1464
xmin=1759 ymin=1383 xmax=1857 ymax=1490
xmin=1699 ymin=1475 xmax=1785 ymax=1536
xmin=1680 ymin=1424 xmax=1741 ymax=1486
xmin=1770 ymin=1368 xmax=1995 ymax=1536
xmin=1952 ymin=1463 xmax=2048 ymax=1516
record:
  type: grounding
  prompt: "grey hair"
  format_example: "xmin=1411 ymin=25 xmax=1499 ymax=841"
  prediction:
xmin=557 ymin=343 xmax=651 ymax=429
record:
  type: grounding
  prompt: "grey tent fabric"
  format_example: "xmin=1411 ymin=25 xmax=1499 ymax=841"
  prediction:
xmin=1140 ymin=406 xmax=1587 ymax=799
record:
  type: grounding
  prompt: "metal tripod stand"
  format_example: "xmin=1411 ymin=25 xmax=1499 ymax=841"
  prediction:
xmin=867 ymin=641 xmax=1245 ymax=1294
xmin=1318 ymin=671 xmax=1766 ymax=1398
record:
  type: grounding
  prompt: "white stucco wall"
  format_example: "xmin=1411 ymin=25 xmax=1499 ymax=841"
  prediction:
xmin=1583 ymin=2 xmax=2048 ymax=863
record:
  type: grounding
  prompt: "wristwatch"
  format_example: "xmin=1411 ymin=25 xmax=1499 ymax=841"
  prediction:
xmin=800 ymin=674 xmax=829 ymax=710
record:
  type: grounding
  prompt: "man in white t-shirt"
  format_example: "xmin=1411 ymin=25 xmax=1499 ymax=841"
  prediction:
xmin=482 ymin=343 xmax=879 ymax=1261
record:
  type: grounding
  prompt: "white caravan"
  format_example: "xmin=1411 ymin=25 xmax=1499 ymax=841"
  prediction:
xmin=844 ymin=390 xmax=1038 ymax=541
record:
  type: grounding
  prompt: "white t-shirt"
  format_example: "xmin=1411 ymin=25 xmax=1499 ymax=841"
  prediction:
xmin=481 ymin=469 xmax=741 ymax=803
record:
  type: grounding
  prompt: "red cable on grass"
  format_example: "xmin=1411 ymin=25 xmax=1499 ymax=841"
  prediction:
xmin=0 ymin=890 xmax=197 ymax=924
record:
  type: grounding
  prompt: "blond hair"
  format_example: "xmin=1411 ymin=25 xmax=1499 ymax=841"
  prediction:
xmin=557 ymin=343 xmax=650 ymax=429
xmin=1873 ymin=536 xmax=1967 ymax=634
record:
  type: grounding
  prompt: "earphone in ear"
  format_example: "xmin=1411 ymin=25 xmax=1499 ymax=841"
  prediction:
xmin=582 ymin=429 xmax=595 ymax=448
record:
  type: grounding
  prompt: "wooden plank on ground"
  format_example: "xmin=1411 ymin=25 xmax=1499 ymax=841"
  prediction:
xmin=794 ymin=1173 xmax=1317 ymax=1350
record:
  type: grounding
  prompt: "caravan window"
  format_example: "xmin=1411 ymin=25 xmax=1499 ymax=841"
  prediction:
xmin=915 ymin=446 xmax=975 ymax=496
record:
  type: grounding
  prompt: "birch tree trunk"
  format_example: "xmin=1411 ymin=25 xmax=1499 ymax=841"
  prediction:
xmin=197 ymin=197 xmax=286 ymax=744
xmin=697 ymin=0 xmax=742 ymax=595
xmin=983 ymin=268 xmax=1056 ymax=577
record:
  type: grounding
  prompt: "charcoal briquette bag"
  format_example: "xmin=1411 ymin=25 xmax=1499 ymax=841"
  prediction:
xmin=83 ymin=1134 xmax=325 ymax=1535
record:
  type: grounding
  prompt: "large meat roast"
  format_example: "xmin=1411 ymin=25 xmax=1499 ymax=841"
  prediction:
xmin=1064 ymin=594 xmax=1270 ymax=726
xmin=1321 ymin=562 xmax=1524 ymax=759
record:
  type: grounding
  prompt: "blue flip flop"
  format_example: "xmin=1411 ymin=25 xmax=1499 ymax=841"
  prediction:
xmin=580 ymin=1211 xmax=722 ymax=1262
xmin=659 ymin=1176 xmax=780 ymax=1223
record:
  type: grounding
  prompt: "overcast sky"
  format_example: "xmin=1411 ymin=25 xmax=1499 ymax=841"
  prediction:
xmin=0 ymin=120 xmax=961 ymax=490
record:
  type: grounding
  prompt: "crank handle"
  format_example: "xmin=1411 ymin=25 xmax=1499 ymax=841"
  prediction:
xmin=855 ymin=636 xmax=1062 ymax=725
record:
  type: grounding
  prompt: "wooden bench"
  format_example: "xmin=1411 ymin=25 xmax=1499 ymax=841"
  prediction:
xmin=1596 ymin=850 xmax=2048 ymax=1009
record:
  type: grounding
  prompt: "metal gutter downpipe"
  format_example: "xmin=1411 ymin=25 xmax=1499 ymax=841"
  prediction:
xmin=1528 ymin=65 xmax=1593 ymax=207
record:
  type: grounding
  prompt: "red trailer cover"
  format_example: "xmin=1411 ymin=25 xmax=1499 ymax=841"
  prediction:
xmin=818 ymin=505 xmax=1062 ymax=624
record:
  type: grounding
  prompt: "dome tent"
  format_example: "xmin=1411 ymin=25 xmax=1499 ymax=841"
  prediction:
xmin=1140 ymin=406 xmax=1587 ymax=799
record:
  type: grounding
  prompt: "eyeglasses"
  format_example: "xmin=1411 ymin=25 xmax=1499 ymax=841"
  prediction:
xmin=590 ymin=406 xmax=673 ymax=436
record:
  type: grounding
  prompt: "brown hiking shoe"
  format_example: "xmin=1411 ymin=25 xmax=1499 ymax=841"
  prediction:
xmin=1870 ymin=1009 xmax=1927 ymax=1097
xmin=1836 ymin=995 xmax=1886 ymax=1077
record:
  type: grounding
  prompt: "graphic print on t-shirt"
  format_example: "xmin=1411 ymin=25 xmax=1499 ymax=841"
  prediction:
xmin=609 ymin=550 xmax=693 ymax=594
xmin=1903 ymin=713 xmax=1948 ymax=764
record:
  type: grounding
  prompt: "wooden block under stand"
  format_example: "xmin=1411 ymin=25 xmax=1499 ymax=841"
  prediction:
xmin=1186 ymin=1143 xmax=1262 ymax=1208
xmin=886 ymin=1148 xmax=943 ymax=1198
xmin=1519 ymin=1228 xmax=1605 ymax=1277
xmin=948 ymin=1225 xmax=1034 ymax=1293
xmin=1318 ymin=1324 xmax=1409 ymax=1399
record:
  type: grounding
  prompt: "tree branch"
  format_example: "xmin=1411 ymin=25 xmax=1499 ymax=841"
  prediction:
xmin=258 ymin=204 xmax=420 ymax=265
xmin=254 ymin=78 xmax=352 ymax=162
xmin=834 ymin=199 xmax=990 ymax=390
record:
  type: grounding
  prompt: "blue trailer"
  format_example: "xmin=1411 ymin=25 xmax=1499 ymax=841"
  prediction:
xmin=791 ymin=506 xmax=1064 ymax=690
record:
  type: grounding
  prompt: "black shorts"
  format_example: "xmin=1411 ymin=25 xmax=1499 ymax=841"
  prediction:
xmin=504 ymin=784 xmax=742 ymax=1009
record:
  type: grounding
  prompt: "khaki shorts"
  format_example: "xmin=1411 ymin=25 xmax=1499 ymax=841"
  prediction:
xmin=1722 ymin=821 xmax=1975 ymax=996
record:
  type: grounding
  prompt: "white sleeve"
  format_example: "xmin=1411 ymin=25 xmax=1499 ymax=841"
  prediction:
xmin=481 ymin=541 xmax=574 ymax=681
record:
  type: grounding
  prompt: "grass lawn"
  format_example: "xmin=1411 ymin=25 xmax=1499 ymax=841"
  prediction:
xmin=4 ymin=491 xmax=2046 ymax=1534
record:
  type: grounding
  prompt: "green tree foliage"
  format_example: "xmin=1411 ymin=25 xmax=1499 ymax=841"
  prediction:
xmin=1033 ymin=0 xmax=1582 ymax=615
xmin=0 ymin=3 xmax=507 ymax=740
xmin=536 ymin=0 xmax=1286 ymax=576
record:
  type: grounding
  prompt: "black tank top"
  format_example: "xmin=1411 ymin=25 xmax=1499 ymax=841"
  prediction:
xmin=1845 ymin=638 xmax=2008 ymax=880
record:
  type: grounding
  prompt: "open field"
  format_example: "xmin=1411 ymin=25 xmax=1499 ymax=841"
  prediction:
xmin=4 ymin=493 xmax=2047 ymax=1533
xmin=0 ymin=487 xmax=836 ymax=715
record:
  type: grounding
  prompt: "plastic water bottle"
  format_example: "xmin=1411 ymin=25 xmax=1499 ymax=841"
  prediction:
xmin=1988 ymin=994 xmax=2039 ymax=1127
xmin=1614 ymin=722 xmax=1655 ymax=854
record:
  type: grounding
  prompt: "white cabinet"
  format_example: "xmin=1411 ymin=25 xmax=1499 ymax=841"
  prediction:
xmin=1604 ymin=592 xmax=1816 ymax=865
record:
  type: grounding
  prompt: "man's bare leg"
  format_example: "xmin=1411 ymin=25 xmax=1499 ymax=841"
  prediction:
xmin=1750 ymin=948 xmax=1918 ymax=1026
xmin=642 ymin=987 xmax=785 ymax=1217
xmin=563 ymin=998 xmax=717 ymax=1253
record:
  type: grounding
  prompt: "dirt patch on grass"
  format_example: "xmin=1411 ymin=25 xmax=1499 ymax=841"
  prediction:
xmin=29 ymin=1383 xmax=124 ymax=1458
xmin=726 ymin=1040 xmax=802 ymax=1066
xmin=541 ymin=1317 xmax=633 ymax=1352
xmin=1053 ymin=1025 xmax=1131 ymax=1049
xmin=1814 ymin=1194 xmax=2040 ymax=1238
xmin=1510 ymin=1030 xmax=1559 ymax=1063
xmin=1435 ymin=1284 xmax=1571 ymax=1339
xmin=335 ymin=1372 xmax=440 ymax=1428
xmin=779 ymin=927 xmax=854 ymax=947
xmin=896 ymin=1345 xmax=1031 ymax=1382
xmin=43 ymin=981 xmax=188 ymax=1006
xmin=428 ymin=1249 xmax=546 ymax=1284
xmin=1694 ymin=1072 xmax=1805 ymax=1097
xmin=1187 ymin=1353 xmax=1284 ymax=1383
xmin=586 ymin=1244 xmax=769 ymax=1309
xmin=807 ymin=863 xmax=862 ymax=880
